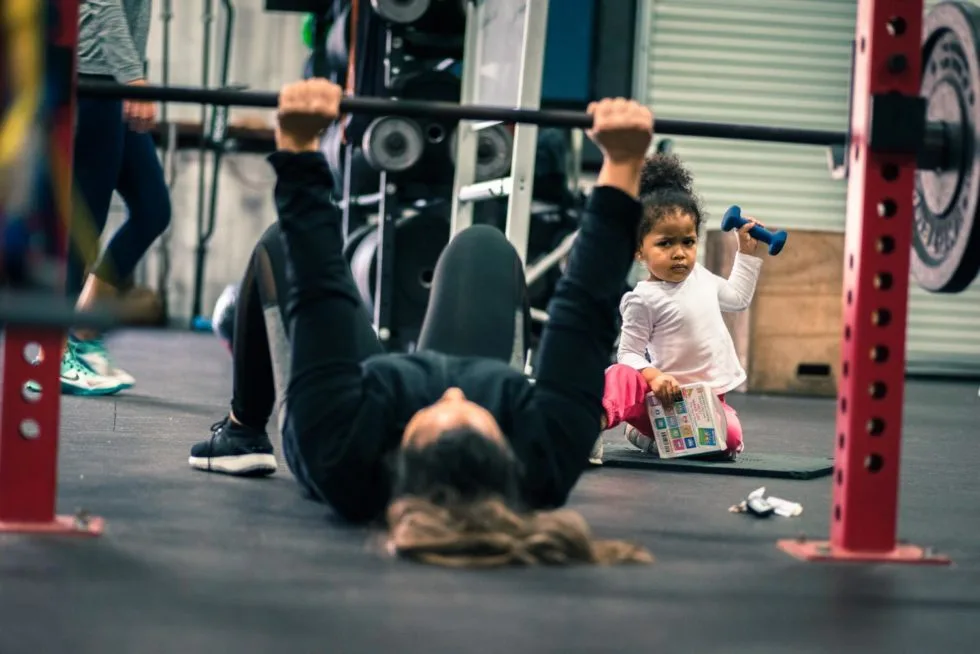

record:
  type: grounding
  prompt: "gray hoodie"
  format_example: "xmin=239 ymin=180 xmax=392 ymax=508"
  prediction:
xmin=77 ymin=0 xmax=152 ymax=83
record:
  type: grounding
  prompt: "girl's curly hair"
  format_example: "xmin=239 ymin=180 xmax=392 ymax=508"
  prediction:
xmin=636 ymin=154 xmax=705 ymax=246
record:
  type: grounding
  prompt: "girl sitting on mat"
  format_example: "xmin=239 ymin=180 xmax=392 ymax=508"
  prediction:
xmin=190 ymin=79 xmax=655 ymax=568
xmin=599 ymin=154 xmax=767 ymax=460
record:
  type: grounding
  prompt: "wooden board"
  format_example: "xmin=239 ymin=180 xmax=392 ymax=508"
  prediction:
xmin=705 ymin=230 xmax=844 ymax=397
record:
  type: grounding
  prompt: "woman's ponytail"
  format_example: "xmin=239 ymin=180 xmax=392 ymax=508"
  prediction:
xmin=386 ymin=495 xmax=653 ymax=568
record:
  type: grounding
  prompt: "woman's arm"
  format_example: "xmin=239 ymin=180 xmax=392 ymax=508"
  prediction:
xmin=524 ymin=99 xmax=653 ymax=507
xmin=270 ymin=152 xmax=371 ymax=419
xmin=80 ymin=0 xmax=146 ymax=83
xmin=270 ymin=82 xmax=380 ymax=456
xmin=714 ymin=252 xmax=764 ymax=311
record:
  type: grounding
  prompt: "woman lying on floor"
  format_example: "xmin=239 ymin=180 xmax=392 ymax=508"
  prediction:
xmin=190 ymin=79 xmax=655 ymax=568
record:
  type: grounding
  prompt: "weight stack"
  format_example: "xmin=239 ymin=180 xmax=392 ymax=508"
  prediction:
xmin=319 ymin=1 xmax=519 ymax=205
xmin=329 ymin=2 xmax=469 ymax=352
xmin=347 ymin=2 xmax=466 ymax=199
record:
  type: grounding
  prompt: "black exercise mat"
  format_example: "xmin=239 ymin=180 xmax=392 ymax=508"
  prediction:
xmin=602 ymin=441 xmax=834 ymax=480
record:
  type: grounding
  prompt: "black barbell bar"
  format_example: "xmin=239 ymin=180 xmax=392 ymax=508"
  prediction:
xmin=77 ymin=79 xmax=848 ymax=147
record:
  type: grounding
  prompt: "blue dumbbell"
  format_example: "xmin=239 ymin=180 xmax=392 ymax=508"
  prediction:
xmin=721 ymin=206 xmax=788 ymax=256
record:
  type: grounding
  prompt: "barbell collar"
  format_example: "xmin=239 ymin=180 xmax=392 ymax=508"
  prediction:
xmin=76 ymin=79 xmax=848 ymax=146
xmin=917 ymin=121 xmax=961 ymax=172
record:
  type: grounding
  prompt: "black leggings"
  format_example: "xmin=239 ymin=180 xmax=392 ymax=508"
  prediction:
xmin=229 ymin=221 xmax=531 ymax=432
xmin=68 ymin=79 xmax=172 ymax=296
xmin=229 ymin=223 xmax=291 ymax=431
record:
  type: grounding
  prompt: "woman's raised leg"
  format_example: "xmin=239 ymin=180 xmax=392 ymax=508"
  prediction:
xmin=188 ymin=224 xmax=288 ymax=476
xmin=252 ymin=221 xmax=293 ymax=435
xmin=416 ymin=224 xmax=530 ymax=369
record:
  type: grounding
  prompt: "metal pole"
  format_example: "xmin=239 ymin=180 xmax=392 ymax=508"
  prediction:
xmin=448 ymin=0 xmax=481 ymax=238
xmin=776 ymin=0 xmax=948 ymax=566
xmin=195 ymin=0 xmax=236 ymax=329
xmin=154 ymin=0 xmax=175 ymax=312
xmin=503 ymin=0 xmax=550 ymax=266
xmin=525 ymin=229 xmax=577 ymax=287
xmin=190 ymin=0 xmax=215 ymax=326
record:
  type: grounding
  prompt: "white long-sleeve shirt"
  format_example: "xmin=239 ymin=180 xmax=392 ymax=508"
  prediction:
xmin=617 ymin=252 xmax=764 ymax=395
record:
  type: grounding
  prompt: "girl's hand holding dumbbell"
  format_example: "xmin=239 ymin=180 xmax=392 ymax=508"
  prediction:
xmin=722 ymin=206 xmax=788 ymax=256
xmin=736 ymin=217 xmax=766 ymax=256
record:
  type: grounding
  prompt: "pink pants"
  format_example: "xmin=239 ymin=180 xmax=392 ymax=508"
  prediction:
xmin=601 ymin=363 xmax=744 ymax=453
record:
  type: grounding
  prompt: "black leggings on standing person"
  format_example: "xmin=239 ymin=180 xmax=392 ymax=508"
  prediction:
xmin=69 ymin=80 xmax=172 ymax=296
xmin=191 ymin=219 xmax=531 ymax=477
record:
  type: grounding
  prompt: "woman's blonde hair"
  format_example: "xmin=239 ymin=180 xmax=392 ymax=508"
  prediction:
xmin=386 ymin=494 xmax=653 ymax=568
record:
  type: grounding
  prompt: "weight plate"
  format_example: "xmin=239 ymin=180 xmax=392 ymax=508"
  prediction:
xmin=350 ymin=227 xmax=379 ymax=315
xmin=915 ymin=2 xmax=980 ymax=293
xmin=362 ymin=116 xmax=426 ymax=173
xmin=449 ymin=124 xmax=514 ymax=182
xmin=371 ymin=0 xmax=430 ymax=24
xmin=344 ymin=223 xmax=376 ymax=266
xmin=349 ymin=210 xmax=450 ymax=351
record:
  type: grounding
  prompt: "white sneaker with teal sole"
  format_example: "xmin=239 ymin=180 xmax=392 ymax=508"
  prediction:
xmin=71 ymin=336 xmax=135 ymax=389
xmin=61 ymin=342 xmax=127 ymax=396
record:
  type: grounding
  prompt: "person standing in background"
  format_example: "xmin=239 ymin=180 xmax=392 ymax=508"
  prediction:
xmin=60 ymin=0 xmax=172 ymax=395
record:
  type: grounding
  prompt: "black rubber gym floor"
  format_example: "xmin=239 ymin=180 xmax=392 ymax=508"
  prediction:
xmin=1 ymin=331 xmax=978 ymax=653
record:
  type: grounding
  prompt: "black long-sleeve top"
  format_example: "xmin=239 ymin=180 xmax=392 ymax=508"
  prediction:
xmin=272 ymin=151 xmax=641 ymax=523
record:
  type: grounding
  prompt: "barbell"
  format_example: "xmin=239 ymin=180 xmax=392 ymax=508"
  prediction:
xmin=76 ymin=79 xmax=847 ymax=146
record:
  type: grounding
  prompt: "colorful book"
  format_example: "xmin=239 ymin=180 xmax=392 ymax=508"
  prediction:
xmin=645 ymin=382 xmax=728 ymax=458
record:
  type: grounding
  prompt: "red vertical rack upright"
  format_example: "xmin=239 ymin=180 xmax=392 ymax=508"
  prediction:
xmin=0 ymin=0 xmax=103 ymax=536
xmin=777 ymin=0 xmax=946 ymax=565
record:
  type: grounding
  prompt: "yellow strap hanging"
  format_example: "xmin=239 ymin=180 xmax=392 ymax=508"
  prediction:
xmin=0 ymin=0 xmax=42 ymax=168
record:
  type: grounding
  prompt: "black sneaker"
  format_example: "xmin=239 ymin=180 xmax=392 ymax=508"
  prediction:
xmin=188 ymin=417 xmax=278 ymax=477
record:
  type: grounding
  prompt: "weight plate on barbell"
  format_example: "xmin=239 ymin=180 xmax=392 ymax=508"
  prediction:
xmin=371 ymin=0 xmax=430 ymax=24
xmin=362 ymin=116 xmax=426 ymax=173
xmin=449 ymin=124 xmax=514 ymax=182
xmin=914 ymin=2 xmax=980 ymax=293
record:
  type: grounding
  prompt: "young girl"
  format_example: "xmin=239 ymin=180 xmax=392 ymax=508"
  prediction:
xmin=600 ymin=154 xmax=767 ymax=460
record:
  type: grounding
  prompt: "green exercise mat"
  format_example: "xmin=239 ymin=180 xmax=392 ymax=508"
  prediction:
xmin=601 ymin=442 xmax=833 ymax=480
